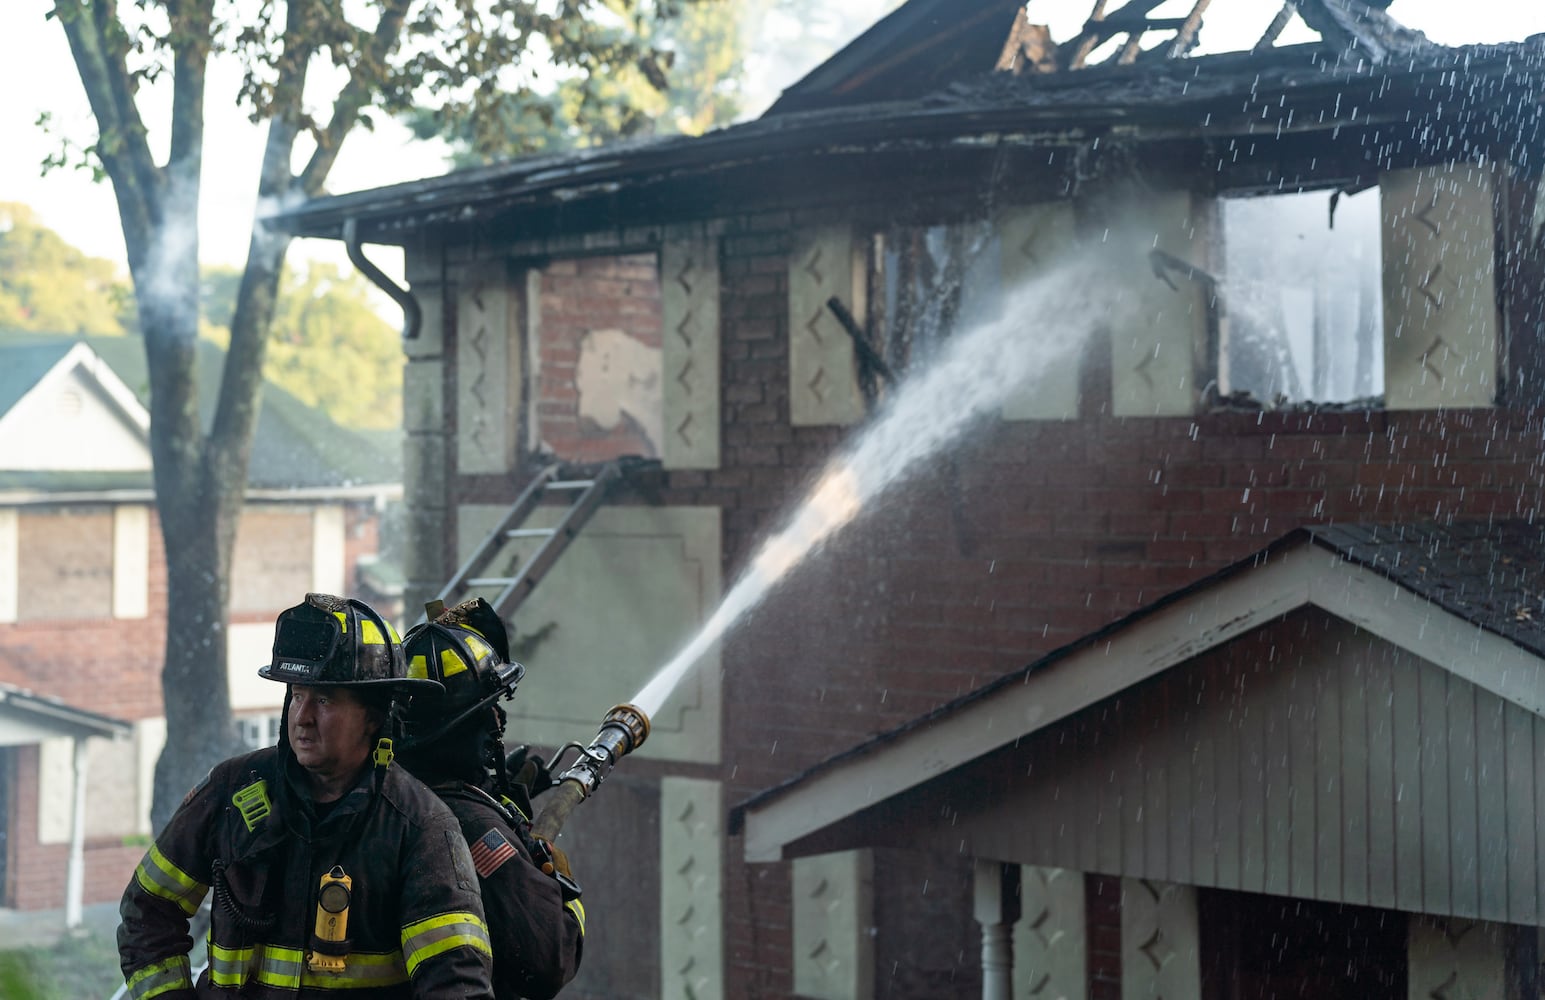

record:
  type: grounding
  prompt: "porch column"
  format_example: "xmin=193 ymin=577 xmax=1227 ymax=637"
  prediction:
xmin=65 ymin=736 xmax=88 ymax=929
xmin=974 ymin=859 xmax=1021 ymax=1000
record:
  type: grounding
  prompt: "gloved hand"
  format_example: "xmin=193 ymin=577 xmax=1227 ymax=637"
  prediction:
xmin=505 ymin=745 xmax=555 ymax=799
xmin=545 ymin=841 xmax=573 ymax=880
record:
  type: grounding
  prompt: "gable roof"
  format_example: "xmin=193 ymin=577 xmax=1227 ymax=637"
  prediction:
xmin=0 ymin=333 xmax=400 ymax=497
xmin=731 ymin=521 xmax=1545 ymax=862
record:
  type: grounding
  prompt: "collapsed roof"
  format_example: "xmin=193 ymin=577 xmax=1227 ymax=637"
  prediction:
xmin=270 ymin=0 xmax=1544 ymax=246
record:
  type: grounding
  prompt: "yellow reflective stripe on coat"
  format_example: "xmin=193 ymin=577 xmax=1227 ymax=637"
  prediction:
xmin=133 ymin=843 xmax=208 ymax=915
xmin=400 ymin=911 xmax=491 ymax=975
xmin=124 ymin=954 xmax=193 ymax=1000
xmin=566 ymin=898 xmax=587 ymax=936
xmin=210 ymin=940 xmax=411 ymax=991
xmin=207 ymin=940 xmax=255 ymax=988
xmin=301 ymin=950 xmax=409 ymax=989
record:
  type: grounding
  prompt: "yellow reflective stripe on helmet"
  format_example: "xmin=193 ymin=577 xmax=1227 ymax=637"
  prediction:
xmin=134 ymin=843 xmax=208 ymax=916
xmin=400 ymin=911 xmax=491 ymax=975
xmin=301 ymin=950 xmax=410 ymax=989
xmin=124 ymin=954 xmax=193 ymax=1000
xmin=207 ymin=940 xmax=254 ymax=988
xmin=361 ymin=619 xmax=386 ymax=645
xmin=566 ymin=898 xmax=587 ymax=936
xmin=408 ymin=653 xmax=430 ymax=680
xmin=439 ymin=648 xmax=468 ymax=678
xmin=333 ymin=610 xmax=349 ymax=633
xmin=387 ymin=622 xmax=402 ymax=643
xmin=464 ymin=635 xmax=491 ymax=660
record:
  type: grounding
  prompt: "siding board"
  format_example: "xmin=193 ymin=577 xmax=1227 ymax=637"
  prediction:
xmin=1392 ymin=655 xmax=1426 ymax=913
xmin=1503 ymin=701 xmax=1537 ymax=924
xmin=1315 ymin=657 xmax=1342 ymax=900
xmin=1419 ymin=663 xmax=1452 ymax=915
xmin=1263 ymin=660 xmax=1293 ymax=899
xmin=1340 ymin=656 xmax=1371 ymax=906
xmin=1474 ymin=691 xmax=1508 ymax=922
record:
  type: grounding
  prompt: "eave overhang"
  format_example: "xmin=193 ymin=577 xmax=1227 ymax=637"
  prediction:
xmin=269 ymin=40 xmax=1545 ymax=247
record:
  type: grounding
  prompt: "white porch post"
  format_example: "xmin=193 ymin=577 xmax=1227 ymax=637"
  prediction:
xmin=974 ymin=859 xmax=1021 ymax=1000
xmin=65 ymin=736 xmax=89 ymax=929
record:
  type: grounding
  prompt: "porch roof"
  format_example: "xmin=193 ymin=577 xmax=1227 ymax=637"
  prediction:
xmin=0 ymin=682 xmax=132 ymax=746
xmin=731 ymin=521 xmax=1545 ymax=866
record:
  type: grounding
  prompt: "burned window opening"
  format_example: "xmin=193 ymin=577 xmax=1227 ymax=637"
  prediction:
xmin=1212 ymin=186 xmax=1384 ymax=411
xmin=868 ymin=221 xmax=1001 ymax=391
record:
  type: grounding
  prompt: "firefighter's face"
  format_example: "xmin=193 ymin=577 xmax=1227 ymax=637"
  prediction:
xmin=288 ymin=685 xmax=377 ymax=784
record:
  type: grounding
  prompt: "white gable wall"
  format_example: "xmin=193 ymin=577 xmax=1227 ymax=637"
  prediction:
xmin=0 ymin=363 xmax=150 ymax=472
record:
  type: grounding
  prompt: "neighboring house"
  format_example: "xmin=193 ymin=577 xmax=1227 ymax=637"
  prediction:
xmin=273 ymin=2 xmax=1545 ymax=998
xmin=0 ymin=334 xmax=400 ymax=918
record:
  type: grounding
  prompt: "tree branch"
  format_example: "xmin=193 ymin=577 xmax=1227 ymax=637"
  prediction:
xmin=52 ymin=0 xmax=162 ymax=269
xmin=207 ymin=0 xmax=318 ymax=470
xmin=298 ymin=0 xmax=413 ymax=196
xmin=166 ymin=0 xmax=214 ymax=173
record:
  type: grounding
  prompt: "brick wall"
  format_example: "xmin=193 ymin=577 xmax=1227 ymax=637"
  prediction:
xmin=538 ymin=253 xmax=664 ymax=462
xmin=0 ymin=499 xmax=387 ymax=911
xmin=7 ymin=744 xmax=145 ymax=911
xmin=436 ymin=200 xmax=1545 ymax=997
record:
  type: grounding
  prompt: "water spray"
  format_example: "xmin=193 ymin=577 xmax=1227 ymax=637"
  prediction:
xmin=530 ymin=703 xmax=651 ymax=842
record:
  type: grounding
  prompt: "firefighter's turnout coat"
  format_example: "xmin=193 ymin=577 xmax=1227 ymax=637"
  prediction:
xmin=433 ymin=782 xmax=583 ymax=1000
xmin=118 ymin=747 xmax=495 ymax=999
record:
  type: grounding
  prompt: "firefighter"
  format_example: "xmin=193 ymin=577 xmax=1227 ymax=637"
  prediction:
xmin=117 ymin=593 xmax=496 ymax=999
xmin=395 ymin=598 xmax=584 ymax=1000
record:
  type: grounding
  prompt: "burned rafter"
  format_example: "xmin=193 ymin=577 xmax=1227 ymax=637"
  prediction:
xmin=1291 ymin=0 xmax=1431 ymax=62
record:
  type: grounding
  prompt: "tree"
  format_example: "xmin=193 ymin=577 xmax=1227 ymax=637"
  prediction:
xmin=0 ymin=202 xmax=131 ymax=334
xmin=203 ymin=261 xmax=402 ymax=429
xmin=48 ymin=0 xmax=671 ymax=829
xmin=411 ymin=0 xmax=752 ymax=160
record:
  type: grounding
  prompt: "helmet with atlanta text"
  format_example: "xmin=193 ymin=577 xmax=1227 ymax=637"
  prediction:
xmin=258 ymin=593 xmax=440 ymax=693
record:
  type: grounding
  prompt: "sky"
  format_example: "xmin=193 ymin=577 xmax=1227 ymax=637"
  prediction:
xmin=2 ymin=0 xmax=1544 ymax=289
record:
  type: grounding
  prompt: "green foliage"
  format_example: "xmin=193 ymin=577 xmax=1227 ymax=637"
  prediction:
xmin=410 ymin=0 xmax=752 ymax=160
xmin=0 ymin=927 xmax=122 ymax=1000
xmin=202 ymin=262 xmax=402 ymax=430
xmin=0 ymin=203 xmax=131 ymax=335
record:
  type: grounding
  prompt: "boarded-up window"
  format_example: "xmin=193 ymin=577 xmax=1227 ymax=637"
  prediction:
xmin=230 ymin=510 xmax=313 ymax=613
xmin=17 ymin=507 xmax=113 ymax=621
xmin=538 ymin=254 xmax=664 ymax=462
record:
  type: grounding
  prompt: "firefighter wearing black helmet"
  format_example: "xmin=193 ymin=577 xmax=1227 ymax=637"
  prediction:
xmin=117 ymin=594 xmax=495 ymax=999
xmin=396 ymin=598 xmax=583 ymax=1000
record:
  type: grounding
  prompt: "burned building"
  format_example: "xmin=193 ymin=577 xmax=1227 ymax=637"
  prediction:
xmin=276 ymin=1 xmax=1545 ymax=997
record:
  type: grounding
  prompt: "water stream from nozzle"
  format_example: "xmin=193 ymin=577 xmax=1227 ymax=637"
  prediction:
xmin=630 ymin=257 xmax=1110 ymax=719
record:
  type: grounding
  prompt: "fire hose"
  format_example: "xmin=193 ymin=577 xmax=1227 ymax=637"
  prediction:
xmin=529 ymin=703 xmax=651 ymax=843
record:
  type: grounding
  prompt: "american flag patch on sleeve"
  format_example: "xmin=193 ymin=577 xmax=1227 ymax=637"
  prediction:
xmin=469 ymin=829 xmax=517 ymax=877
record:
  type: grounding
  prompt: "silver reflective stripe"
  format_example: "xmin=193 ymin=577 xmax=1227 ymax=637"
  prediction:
xmin=124 ymin=955 xmax=193 ymax=1000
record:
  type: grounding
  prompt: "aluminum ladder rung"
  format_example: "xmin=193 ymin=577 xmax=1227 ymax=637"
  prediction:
xmin=505 ymin=528 xmax=557 ymax=538
xmin=467 ymin=577 xmax=517 ymax=588
xmin=547 ymin=480 xmax=595 ymax=490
